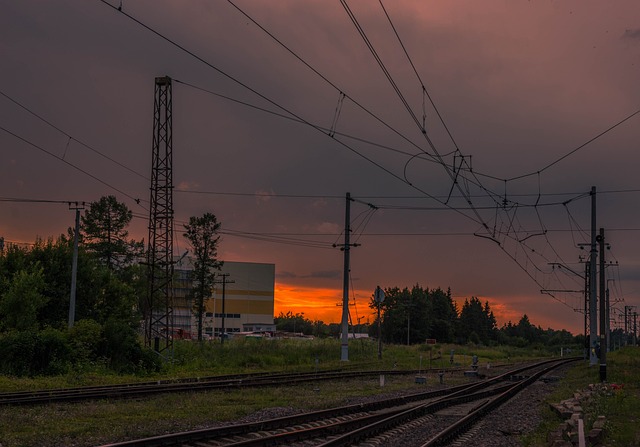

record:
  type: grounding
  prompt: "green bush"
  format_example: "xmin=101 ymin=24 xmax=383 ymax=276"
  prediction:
xmin=0 ymin=331 xmax=37 ymax=376
xmin=99 ymin=319 xmax=161 ymax=374
xmin=68 ymin=319 xmax=103 ymax=365
xmin=0 ymin=329 xmax=71 ymax=376
xmin=0 ymin=320 xmax=161 ymax=377
xmin=33 ymin=328 xmax=71 ymax=376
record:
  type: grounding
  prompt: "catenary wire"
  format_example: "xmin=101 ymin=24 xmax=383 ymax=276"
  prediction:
xmin=1 ymin=125 xmax=146 ymax=208
xmin=0 ymin=89 xmax=149 ymax=181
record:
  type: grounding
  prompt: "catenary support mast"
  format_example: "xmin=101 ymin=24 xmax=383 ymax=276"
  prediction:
xmin=340 ymin=192 xmax=352 ymax=361
xmin=589 ymin=186 xmax=598 ymax=366
xmin=145 ymin=76 xmax=174 ymax=353
xmin=598 ymin=228 xmax=606 ymax=381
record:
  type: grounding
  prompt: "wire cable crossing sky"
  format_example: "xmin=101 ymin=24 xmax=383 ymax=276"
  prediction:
xmin=1 ymin=0 xmax=639 ymax=333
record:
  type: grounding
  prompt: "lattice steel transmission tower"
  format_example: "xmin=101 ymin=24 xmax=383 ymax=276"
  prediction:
xmin=145 ymin=76 xmax=174 ymax=353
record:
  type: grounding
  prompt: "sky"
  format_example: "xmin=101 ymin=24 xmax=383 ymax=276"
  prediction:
xmin=2 ymin=0 xmax=640 ymax=336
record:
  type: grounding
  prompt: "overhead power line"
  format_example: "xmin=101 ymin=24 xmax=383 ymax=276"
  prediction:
xmin=0 ymin=89 xmax=148 ymax=181
xmin=98 ymin=0 xmax=492 ymax=228
xmin=0 ymin=124 xmax=146 ymax=208
xmin=98 ymin=1 xmax=634 ymax=310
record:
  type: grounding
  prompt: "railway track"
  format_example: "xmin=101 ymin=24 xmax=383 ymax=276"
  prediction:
xmin=95 ymin=358 xmax=578 ymax=447
xmin=0 ymin=368 xmax=460 ymax=406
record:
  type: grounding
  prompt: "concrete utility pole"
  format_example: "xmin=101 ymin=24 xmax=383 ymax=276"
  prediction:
xmin=337 ymin=193 xmax=359 ymax=361
xmin=589 ymin=187 xmax=598 ymax=366
xmin=624 ymin=305 xmax=629 ymax=342
xmin=584 ymin=261 xmax=590 ymax=358
xmin=606 ymin=280 xmax=613 ymax=352
xmin=68 ymin=202 xmax=84 ymax=329
xmin=598 ymin=228 xmax=606 ymax=382
xmin=375 ymin=286 xmax=384 ymax=360
xmin=624 ymin=305 xmax=634 ymax=345
xmin=214 ymin=273 xmax=235 ymax=344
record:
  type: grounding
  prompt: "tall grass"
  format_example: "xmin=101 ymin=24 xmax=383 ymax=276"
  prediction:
xmin=0 ymin=337 xmax=574 ymax=390
xmin=168 ymin=337 xmax=562 ymax=377
xmin=522 ymin=346 xmax=640 ymax=446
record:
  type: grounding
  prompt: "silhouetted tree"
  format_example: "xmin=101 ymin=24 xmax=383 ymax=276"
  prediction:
xmin=458 ymin=297 xmax=496 ymax=344
xmin=274 ymin=311 xmax=314 ymax=335
xmin=183 ymin=213 xmax=222 ymax=341
xmin=81 ymin=195 xmax=142 ymax=270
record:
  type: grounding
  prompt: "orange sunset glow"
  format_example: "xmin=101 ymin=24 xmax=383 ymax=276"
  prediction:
xmin=3 ymin=1 xmax=637 ymax=338
xmin=274 ymin=283 xmax=524 ymax=329
xmin=274 ymin=283 xmax=374 ymax=323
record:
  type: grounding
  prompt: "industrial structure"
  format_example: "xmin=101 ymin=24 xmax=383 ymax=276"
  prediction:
xmin=173 ymin=259 xmax=276 ymax=339
xmin=145 ymin=76 xmax=174 ymax=353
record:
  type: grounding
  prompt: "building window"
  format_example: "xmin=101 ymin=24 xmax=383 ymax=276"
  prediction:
xmin=215 ymin=313 xmax=241 ymax=319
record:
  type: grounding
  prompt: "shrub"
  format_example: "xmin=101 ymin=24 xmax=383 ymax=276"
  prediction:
xmin=99 ymin=319 xmax=161 ymax=374
xmin=0 ymin=329 xmax=71 ymax=376
xmin=0 ymin=331 xmax=37 ymax=376
xmin=68 ymin=319 xmax=103 ymax=365
xmin=33 ymin=327 xmax=71 ymax=376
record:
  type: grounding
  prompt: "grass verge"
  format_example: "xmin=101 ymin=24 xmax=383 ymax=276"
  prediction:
xmin=522 ymin=347 xmax=640 ymax=446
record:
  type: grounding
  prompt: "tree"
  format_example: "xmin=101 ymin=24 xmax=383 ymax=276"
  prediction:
xmin=81 ymin=195 xmax=142 ymax=270
xmin=0 ymin=266 xmax=47 ymax=331
xmin=429 ymin=287 xmax=458 ymax=343
xmin=183 ymin=213 xmax=223 ymax=341
xmin=457 ymin=297 xmax=497 ymax=345
xmin=274 ymin=311 xmax=314 ymax=335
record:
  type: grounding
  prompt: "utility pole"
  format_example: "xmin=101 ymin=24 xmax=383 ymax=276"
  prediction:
xmin=68 ymin=202 xmax=84 ymax=328
xmin=335 ymin=193 xmax=359 ymax=361
xmin=598 ymin=228 xmax=606 ymax=382
xmin=624 ymin=305 xmax=629 ymax=343
xmin=375 ymin=286 xmax=384 ymax=360
xmin=584 ymin=261 xmax=590 ymax=358
xmin=214 ymin=273 xmax=235 ymax=344
xmin=589 ymin=186 xmax=598 ymax=366
xmin=606 ymin=279 xmax=614 ymax=352
xmin=624 ymin=305 xmax=633 ymax=345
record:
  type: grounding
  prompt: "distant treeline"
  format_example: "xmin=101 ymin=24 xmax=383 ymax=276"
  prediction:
xmin=275 ymin=285 xmax=581 ymax=348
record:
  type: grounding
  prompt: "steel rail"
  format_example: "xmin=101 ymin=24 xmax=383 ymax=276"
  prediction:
xmin=0 ymin=368 xmax=453 ymax=406
xmin=94 ymin=358 xmax=575 ymax=447
xmin=317 ymin=358 xmax=579 ymax=447
xmin=420 ymin=357 xmax=581 ymax=446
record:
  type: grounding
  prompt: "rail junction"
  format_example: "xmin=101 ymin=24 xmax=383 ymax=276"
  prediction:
xmin=74 ymin=358 xmax=578 ymax=447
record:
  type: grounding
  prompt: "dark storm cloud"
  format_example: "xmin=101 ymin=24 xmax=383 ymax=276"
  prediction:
xmin=3 ymin=0 xmax=640 ymax=334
